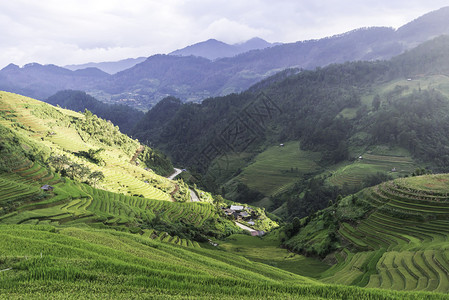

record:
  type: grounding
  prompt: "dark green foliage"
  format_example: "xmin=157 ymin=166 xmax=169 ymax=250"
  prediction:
xmin=366 ymin=89 xmax=449 ymax=170
xmin=138 ymin=146 xmax=174 ymax=177
xmin=87 ymin=171 xmax=105 ymax=187
xmin=362 ymin=172 xmax=393 ymax=188
xmin=48 ymin=155 xmax=93 ymax=182
xmin=234 ymin=183 xmax=264 ymax=204
xmin=133 ymin=96 xmax=182 ymax=144
xmin=74 ymin=148 xmax=105 ymax=165
xmin=283 ymin=208 xmax=339 ymax=258
xmin=46 ymin=90 xmax=144 ymax=135
xmin=130 ymin=36 xmax=449 ymax=214
xmin=284 ymin=177 xmax=340 ymax=220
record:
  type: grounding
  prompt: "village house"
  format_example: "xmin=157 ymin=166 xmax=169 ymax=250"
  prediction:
xmin=239 ymin=211 xmax=249 ymax=219
xmin=230 ymin=205 xmax=244 ymax=211
xmin=223 ymin=208 xmax=234 ymax=216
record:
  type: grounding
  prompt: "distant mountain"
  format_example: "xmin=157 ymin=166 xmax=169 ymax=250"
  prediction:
xmin=64 ymin=57 xmax=147 ymax=74
xmin=2 ymin=7 xmax=449 ymax=109
xmin=0 ymin=63 xmax=109 ymax=100
xmin=133 ymin=35 xmax=449 ymax=200
xmin=396 ymin=6 xmax=449 ymax=47
xmin=96 ymin=7 xmax=449 ymax=109
xmin=46 ymin=90 xmax=144 ymax=135
xmin=93 ymin=27 xmax=401 ymax=108
xmin=169 ymin=37 xmax=276 ymax=60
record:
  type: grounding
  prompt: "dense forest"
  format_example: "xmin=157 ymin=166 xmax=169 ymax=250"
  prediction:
xmin=127 ymin=36 xmax=449 ymax=221
xmin=134 ymin=36 xmax=449 ymax=172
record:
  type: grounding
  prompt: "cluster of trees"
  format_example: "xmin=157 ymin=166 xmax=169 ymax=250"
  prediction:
xmin=75 ymin=148 xmax=105 ymax=165
xmin=367 ymin=89 xmax=449 ymax=170
xmin=48 ymin=155 xmax=104 ymax=186
xmin=138 ymin=146 xmax=174 ymax=177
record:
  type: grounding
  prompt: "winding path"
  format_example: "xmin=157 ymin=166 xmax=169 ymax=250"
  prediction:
xmin=190 ymin=189 xmax=200 ymax=202
xmin=235 ymin=222 xmax=257 ymax=234
xmin=167 ymin=168 xmax=198 ymax=202
xmin=167 ymin=168 xmax=183 ymax=180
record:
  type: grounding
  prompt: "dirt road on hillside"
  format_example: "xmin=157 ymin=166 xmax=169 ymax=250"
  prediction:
xmin=167 ymin=168 xmax=182 ymax=180
xmin=235 ymin=222 xmax=257 ymax=234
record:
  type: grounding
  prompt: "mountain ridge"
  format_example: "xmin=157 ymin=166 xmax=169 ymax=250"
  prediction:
xmin=1 ymin=7 xmax=449 ymax=109
xmin=169 ymin=37 xmax=276 ymax=60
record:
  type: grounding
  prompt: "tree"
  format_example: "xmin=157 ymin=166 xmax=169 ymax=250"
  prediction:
xmin=292 ymin=217 xmax=301 ymax=235
xmin=48 ymin=155 xmax=70 ymax=172
xmin=88 ymin=171 xmax=105 ymax=187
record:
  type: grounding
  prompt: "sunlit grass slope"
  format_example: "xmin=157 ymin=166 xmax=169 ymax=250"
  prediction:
xmin=238 ymin=141 xmax=321 ymax=196
xmin=0 ymin=225 xmax=447 ymax=299
xmin=328 ymin=148 xmax=416 ymax=188
xmin=321 ymin=174 xmax=449 ymax=293
xmin=0 ymin=91 xmax=175 ymax=201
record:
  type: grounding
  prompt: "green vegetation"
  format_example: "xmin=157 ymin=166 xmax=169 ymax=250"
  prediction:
xmin=284 ymin=173 xmax=449 ymax=294
xmin=134 ymin=36 xmax=449 ymax=220
xmin=1 ymin=225 xmax=448 ymax=299
xmin=4 ymin=35 xmax=449 ymax=298
xmin=328 ymin=149 xmax=416 ymax=188
xmin=5 ymin=92 xmax=447 ymax=298
xmin=218 ymin=232 xmax=330 ymax=278
xmin=0 ymin=91 xmax=178 ymax=200
xmin=234 ymin=141 xmax=321 ymax=197
xmin=0 ymin=91 xmax=238 ymax=241
xmin=138 ymin=145 xmax=174 ymax=177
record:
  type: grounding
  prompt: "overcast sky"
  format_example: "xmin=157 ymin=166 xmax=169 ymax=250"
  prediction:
xmin=0 ymin=0 xmax=448 ymax=69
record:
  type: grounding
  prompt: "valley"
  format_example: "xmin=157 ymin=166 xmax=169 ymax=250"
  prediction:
xmin=3 ymin=5 xmax=449 ymax=299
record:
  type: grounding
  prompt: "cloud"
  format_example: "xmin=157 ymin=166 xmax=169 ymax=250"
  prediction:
xmin=0 ymin=0 xmax=448 ymax=68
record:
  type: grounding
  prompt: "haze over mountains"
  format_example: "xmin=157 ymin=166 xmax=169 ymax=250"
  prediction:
xmin=1 ymin=6 xmax=449 ymax=110
xmin=64 ymin=57 xmax=147 ymax=75
xmin=169 ymin=37 xmax=278 ymax=60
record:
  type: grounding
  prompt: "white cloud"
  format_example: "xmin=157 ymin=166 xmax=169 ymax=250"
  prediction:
xmin=0 ymin=0 xmax=448 ymax=68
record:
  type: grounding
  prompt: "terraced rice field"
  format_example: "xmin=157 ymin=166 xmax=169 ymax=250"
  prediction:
xmin=0 ymin=164 xmax=220 ymax=242
xmin=328 ymin=153 xmax=415 ymax=187
xmin=325 ymin=174 xmax=449 ymax=293
xmin=238 ymin=141 xmax=321 ymax=196
xmin=0 ymin=91 xmax=176 ymax=201
xmin=142 ymin=228 xmax=201 ymax=248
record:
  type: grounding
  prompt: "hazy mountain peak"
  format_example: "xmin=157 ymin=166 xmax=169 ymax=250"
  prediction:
xmin=1 ymin=63 xmax=20 ymax=71
xmin=396 ymin=6 xmax=449 ymax=46
xmin=169 ymin=37 xmax=276 ymax=60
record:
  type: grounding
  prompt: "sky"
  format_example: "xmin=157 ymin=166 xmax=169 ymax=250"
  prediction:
xmin=1 ymin=0 xmax=448 ymax=69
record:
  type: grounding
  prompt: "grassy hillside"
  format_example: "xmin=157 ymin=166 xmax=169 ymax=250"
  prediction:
xmin=0 ymin=90 xmax=245 ymax=234
xmin=327 ymin=147 xmax=416 ymax=188
xmin=237 ymin=141 xmax=321 ymax=196
xmin=3 ymin=93 xmax=447 ymax=298
xmin=285 ymin=173 xmax=449 ymax=294
xmin=0 ymin=91 xmax=175 ymax=199
xmin=2 ymin=225 xmax=449 ymax=299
